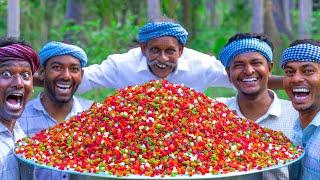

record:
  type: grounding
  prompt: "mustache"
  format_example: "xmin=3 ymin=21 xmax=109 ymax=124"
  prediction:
xmin=147 ymin=60 xmax=177 ymax=67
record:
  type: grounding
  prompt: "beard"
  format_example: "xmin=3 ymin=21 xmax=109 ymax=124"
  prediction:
xmin=44 ymin=79 xmax=76 ymax=104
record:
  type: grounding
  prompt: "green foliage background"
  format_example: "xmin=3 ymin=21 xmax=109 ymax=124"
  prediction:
xmin=1 ymin=0 xmax=319 ymax=103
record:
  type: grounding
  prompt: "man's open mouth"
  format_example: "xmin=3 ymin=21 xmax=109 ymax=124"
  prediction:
xmin=6 ymin=92 xmax=23 ymax=110
xmin=292 ymin=87 xmax=310 ymax=100
xmin=56 ymin=83 xmax=72 ymax=93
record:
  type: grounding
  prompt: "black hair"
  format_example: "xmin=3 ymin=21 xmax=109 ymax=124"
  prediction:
xmin=289 ymin=39 xmax=320 ymax=47
xmin=225 ymin=33 xmax=274 ymax=51
xmin=0 ymin=36 xmax=31 ymax=48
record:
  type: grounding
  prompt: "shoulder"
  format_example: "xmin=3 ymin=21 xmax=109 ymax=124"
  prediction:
xmin=74 ymin=96 xmax=94 ymax=109
xmin=181 ymin=48 xmax=225 ymax=73
xmin=108 ymin=47 xmax=143 ymax=62
xmin=272 ymin=92 xmax=296 ymax=110
xmin=277 ymin=98 xmax=297 ymax=111
xmin=182 ymin=48 xmax=215 ymax=61
xmin=21 ymin=98 xmax=39 ymax=115
xmin=215 ymin=96 xmax=236 ymax=105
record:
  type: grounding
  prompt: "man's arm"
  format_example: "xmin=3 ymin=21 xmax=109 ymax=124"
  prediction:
xmin=269 ymin=75 xmax=283 ymax=90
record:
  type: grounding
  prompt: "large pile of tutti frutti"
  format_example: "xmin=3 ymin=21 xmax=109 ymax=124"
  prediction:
xmin=15 ymin=80 xmax=303 ymax=177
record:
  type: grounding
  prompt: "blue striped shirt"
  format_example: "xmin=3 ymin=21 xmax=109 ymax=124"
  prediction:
xmin=0 ymin=122 xmax=32 ymax=180
xmin=290 ymin=111 xmax=320 ymax=180
xmin=18 ymin=94 xmax=93 ymax=180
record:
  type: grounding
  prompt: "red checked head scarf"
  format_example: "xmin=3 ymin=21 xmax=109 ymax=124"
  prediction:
xmin=0 ymin=44 xmax=40 ymax=74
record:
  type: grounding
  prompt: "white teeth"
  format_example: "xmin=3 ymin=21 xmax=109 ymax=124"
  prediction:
xmin=156 ymin=64 xmax=167 ymax=69
xmin=57 ymin=84 xmax=71 ymax=89
xmin=293 ymin=88 xmax=309 ymax=93
xmin=242 ymin=78 xmax=257 ymax=82
xmin=12 ymin=93 xmax=22 ymax=95
xmin=6 ymin=98 xmax=22 ymax=109
xmin=7 ymin=101 xmax=21 ymax=109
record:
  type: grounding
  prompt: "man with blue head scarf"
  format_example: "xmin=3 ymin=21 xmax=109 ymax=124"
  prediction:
xmin=72 ymin=17 xmax=234 ymax=93
xmin=216 ymin=33 xmax=298 ymax=180
xmin=19 ymin=41 xmax=93 ymax=180
xmin=281 ymin=39 xmax=320 ymax=180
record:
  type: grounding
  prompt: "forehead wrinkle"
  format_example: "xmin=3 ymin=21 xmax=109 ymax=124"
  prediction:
xmin=0 ymin=61 xmax=31 ymax=68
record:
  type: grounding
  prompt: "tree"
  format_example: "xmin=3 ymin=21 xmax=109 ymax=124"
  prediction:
xmin=272 ymin=0 xmax=293 ymax=39
xmin=7 ymin=0 xmax=20 ymax=38
xmin=205 ymin=0 xmax=219 ymax=27
xmin=147 ymin=0 xmax=161 ymax=21
xmin=64 ymin=0 xmax=83 ymax=43
xmin=298 ymin=0 xmax=312 ymax=39
xmin=251 ymin=0 xmax=264 ymax=33
xmin=264 ymin=0 xmax=280 ymax=46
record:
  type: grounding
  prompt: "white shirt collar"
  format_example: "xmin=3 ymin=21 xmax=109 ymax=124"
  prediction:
xmin=308 ymin=111 xmax=320 ymax=127
xmin=229 ymin=90 xmax=282 ymax=119
xmin=32 ymin=93 xmax=81 ymax=120
xmin=0 ymin=121 xmax=23 ymax=136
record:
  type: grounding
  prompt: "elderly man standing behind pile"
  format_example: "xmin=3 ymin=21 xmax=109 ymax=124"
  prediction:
xmin=19 ymin=41 xmax=93 ymax=180
xmin=0 ymin=37 xmax=40 ymax=180
xmin=76 ymin=17 xmax=233 ymax=93
xmin=32 ymin=18 xmax=282 ymax=94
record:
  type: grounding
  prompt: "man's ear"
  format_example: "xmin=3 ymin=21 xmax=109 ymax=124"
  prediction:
xmin=140 ymin=43 xmax=146 ymax=55
xmin=81 ymin=69 xmax=84 ymax=78
xmin=268 ymin=62 xmax=274 ymax=77
xmin=178 ymin=45 xmax=184 ymax=57
xmin=38 ymin=66 xmax=46 ymax=81
xmin=226 ymin=68 xmax=232 ymax=82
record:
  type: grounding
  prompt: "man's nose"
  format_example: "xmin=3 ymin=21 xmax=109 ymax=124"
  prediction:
xmin=243 ymin=65 xmax=255 ymax=75
xmin=61 ymin=68 xmax=71 ymax=80
xmin=12 ymin=75 xmax=24 ymax=89
xmin=291 ymin=71 xmax=304 ymax=83
xmin=158 ymin=51 xmax=170 ymax=62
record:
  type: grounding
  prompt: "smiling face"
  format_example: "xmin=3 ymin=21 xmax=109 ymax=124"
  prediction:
xmin=283 ymin=61 xmax=320 ymax=113
xmin=41 ymin=55 xmax=83 ymax=104
xmin=140 ymin=36 xmax=184 ymax=78
xmin=227 ymin=52 xmax=272 ymax=96
xmin=0 ymin=60 xmax=33 ymax=122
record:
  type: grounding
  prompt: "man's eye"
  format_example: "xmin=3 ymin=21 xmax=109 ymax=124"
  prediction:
xmin=232 ymin=64 xmax=243 ymax=68
xmin=166 ymin=49 xmax=177 ymax=55
xmin=304 ymin=69 xmax=314 ymax=74
xmin=253 ymin=61 xmax=262 ymax=66
xmin=284 ymin=70 xmax=293 ymax=76
xmin=150 ymin=48 xmax=159 ymax=53
xmin=22 ymin=72 xmax=31 ymax=80
xmin=1 ymin=71 xmax=12 ymax=78
xmin=52 ymin=65 xmax=61 ymax=70
xmin=71 ymin=67 xmax=80 ymax=72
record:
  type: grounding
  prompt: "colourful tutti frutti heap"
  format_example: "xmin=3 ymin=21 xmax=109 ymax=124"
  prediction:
xmin=16 ymin=80 xmax=303 ymax=177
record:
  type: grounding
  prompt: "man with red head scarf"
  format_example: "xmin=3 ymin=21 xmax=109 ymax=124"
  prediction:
xmin=0 ymin=37 xmax=39 ymax=180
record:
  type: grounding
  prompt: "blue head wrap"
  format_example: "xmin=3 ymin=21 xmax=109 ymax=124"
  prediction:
xmin=280 ymin=43 xmax=320 ymax=68
xmin=218 ymin=38 xmax=273 ymax=68
xmin=138 ymin=22 xmax=188 ymax=45
xmin=39 ymin=41 xmax=88 ymax=67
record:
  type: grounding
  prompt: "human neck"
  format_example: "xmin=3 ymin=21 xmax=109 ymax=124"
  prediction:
xmin=299 ymin=108 xmax=320 ymax=129
xmin=0 ymin=118 xmax=16 ymax=133
xmin=237 ymin=90 xmax=273 ymax=121
xmin=41 ymin=93 xmax=73 ymax=123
